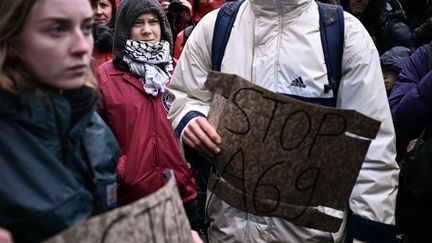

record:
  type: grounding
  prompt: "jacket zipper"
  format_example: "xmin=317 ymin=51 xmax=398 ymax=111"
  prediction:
xmin=151 ymin=97 xmax=164 ymax=186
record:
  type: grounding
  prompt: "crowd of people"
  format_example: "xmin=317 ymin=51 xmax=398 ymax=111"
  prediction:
xmin=0 ymin=0 xmax=431 ymax=242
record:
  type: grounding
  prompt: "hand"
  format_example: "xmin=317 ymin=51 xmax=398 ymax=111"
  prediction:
xmin=0 ymin=228 xmax=13 ymax=243
xmin=179 ymin=0 xmax=192 ymax=13
xmin=191 ymin=230 xmax=203 ymax=243
xmin=182 ymin=117 xmax=221 ymax=158
xmin=159 ymin=0 xmax=170 ymax=13
xmin=178 ymin=0 xmax=192 ymax=21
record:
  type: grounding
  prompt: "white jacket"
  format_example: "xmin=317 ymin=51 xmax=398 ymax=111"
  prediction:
xmin=168 ymin=0 xmax=399 ymax=242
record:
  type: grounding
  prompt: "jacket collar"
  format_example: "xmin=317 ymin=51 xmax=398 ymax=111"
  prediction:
xmin=0 ymin=89 xmax=95 ymax=137
xmin=250 ymin=0 xmax=312 ymax=19
xmin=109 ymin=68 xmax=145 ymax=93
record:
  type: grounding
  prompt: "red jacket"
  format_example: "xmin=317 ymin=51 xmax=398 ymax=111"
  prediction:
xmin=192 ymin=0 xmax=225 ymax=24
xmin=96 ymin=61 xmax=197 ymax=205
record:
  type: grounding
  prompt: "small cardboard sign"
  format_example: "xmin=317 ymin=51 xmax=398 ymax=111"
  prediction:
xmin=205 ymin=71 xmax=380 ymax=232
xmin=45 ymin=171 xmax=193 ymax=243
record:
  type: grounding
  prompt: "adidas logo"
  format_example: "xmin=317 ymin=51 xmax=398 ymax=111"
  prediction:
xmin=289 ymin=77 xmax=306 ymax=88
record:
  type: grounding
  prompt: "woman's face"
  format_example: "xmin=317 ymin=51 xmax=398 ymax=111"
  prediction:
xmin=17 ymin=0 xmax=94 ymax=90
xmin=130 ymin=13 xmax=161 ymax=43
xmin=94 ymin=0 xmax=113 ymax=25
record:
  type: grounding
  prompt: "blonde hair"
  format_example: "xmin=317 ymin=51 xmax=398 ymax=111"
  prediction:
xmin=0 ymin=0 xmax=97 ymax=93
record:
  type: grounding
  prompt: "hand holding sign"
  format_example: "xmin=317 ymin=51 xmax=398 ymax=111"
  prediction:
xmin=205 ymin=71 xmax=380 ymax=232
xmin=182 ymin=116 xmax=221 ymax=158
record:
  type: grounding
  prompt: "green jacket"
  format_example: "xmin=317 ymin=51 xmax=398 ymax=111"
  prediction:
xmin=0 ymin=88 xmax=119 ymax=243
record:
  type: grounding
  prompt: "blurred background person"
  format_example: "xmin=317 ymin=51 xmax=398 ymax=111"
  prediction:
xmin=342 ymin=0 xmax=415 ymax=54
xmin=389 ymin=42 xmax=432 ymax=243
xmin=173 ymin=0 xmax=225 ymax=59
xmin=93 ymin=0 xmax=116 ymax=26
xmin=380 ymin=46 xmax=412 ymax=96
xmin=159 ymin=0 xmax=193 ymax=45
xmin=91 ymin=0 xmax=118 ymax=71
xmin=399 ymin=0 xmax=432 ymax=47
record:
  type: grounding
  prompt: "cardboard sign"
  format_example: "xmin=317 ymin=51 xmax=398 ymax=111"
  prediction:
xmin=205 ymin=71 xmax=380 ymax=232
xmin=45 ymin=171 xmax=193 ymax=243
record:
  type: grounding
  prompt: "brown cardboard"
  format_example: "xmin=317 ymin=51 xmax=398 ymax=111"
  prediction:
xmin=45 ymin=171 xmax=193 ymax=243
xmin=205 ymin=71 xmax=381 ymax=232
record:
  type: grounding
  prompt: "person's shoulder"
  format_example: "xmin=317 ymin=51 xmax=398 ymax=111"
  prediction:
xmin=96 ymin=61 xmax=115 ymax=72
xmin=412 ymin=43 xmax=430 ymax=59
xmin=342 ymin=11 xmax=377 ymax=53
xmin=193 ymin=7 xmax=219 ymax=33
xmin=342 ymin=11 xmax=368 ymax=36
xmin=407 ymin=44 xmax=430 ymax=70
xmin=95 ymin=61 xmax=127 ymax=86
xmin=96 ymin=61 xmax=127 ymax=76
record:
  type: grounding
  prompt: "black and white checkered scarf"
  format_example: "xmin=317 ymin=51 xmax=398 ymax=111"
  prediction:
xmin=123 ymin=40 xmax=173 ymax=97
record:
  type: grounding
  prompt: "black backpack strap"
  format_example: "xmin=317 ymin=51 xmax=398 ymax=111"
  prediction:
xmin=211 ymin=0 xmax=245 ymax=71
xmin=183 ymin=25 xmax=194 ymax=47
xmin=318 ymin=2 xmax=345 ymax=104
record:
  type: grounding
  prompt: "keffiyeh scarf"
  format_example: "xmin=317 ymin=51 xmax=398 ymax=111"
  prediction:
xmin=123 ymin=40 xmax=173 ymax=96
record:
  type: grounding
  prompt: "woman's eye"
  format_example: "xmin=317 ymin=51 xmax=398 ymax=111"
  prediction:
xmin=48 ymin=25 xmax=66 ymax=36
xmin=134 ymin=21 xmax=144 ymax=26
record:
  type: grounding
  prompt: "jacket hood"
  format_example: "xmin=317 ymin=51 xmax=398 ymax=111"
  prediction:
xmin=380 ymin=46 xmax=412 ymax=72
xmin=112 ymin=0 xmax=173 ymax=71
xmin=250 ymin=0 xmax=312 ymax=18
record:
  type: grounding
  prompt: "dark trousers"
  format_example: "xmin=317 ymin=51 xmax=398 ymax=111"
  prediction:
xmin=396 ymin=179 xmax=432 ymax=243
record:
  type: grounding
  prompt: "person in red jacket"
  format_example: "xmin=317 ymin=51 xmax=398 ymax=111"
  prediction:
xmin=95 ymin=0 xmax=201 ymax=233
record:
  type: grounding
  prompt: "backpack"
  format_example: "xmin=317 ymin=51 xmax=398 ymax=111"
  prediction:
xmin=400 ymin=43 xmax=432 ymax=198
xmin=211 ymin=0 xmax=345 ymax=105
xmin=182 ymin=25 xmax=194 ymax=48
